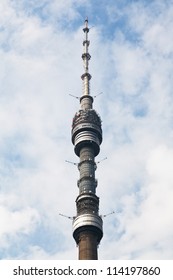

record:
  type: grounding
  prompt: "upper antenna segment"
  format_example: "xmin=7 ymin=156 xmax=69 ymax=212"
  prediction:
xmin=81 ymin=17 xmax=92 ymax=96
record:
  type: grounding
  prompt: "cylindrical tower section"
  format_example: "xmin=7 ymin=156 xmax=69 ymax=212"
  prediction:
xmin=79 ymin=147 xmax=95 ymax=178
xmin=72 ymin=108 xmax=102 ymax=157
xmin=78 ymin=231 xmax=98 ymax=260
xmin=81 ymin=72 xmax=91 ymax=96
xmin=73 ymin=214 xmax=103 ymax=259
xmin=80 ymin=95 xmax=93 ymax=110
xmin=78 ymin=147 xmax=97 ymax=194
xmin=76 ymin=194 xmax=99 ymax=215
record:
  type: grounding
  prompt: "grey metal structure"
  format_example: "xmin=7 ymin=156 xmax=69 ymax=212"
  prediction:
xmin=71 ymin=18 xmax=103 ymax=260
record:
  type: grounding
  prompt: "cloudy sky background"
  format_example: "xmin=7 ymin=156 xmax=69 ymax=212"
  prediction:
xmin=0 ymin=0 xmax=173 ymax=260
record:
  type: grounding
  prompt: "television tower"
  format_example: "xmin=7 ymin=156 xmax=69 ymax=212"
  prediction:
xmin=71 ymin=18 xmax=103 ymax=260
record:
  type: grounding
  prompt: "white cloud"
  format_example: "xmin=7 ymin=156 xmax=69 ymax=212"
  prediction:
xmin=121 ymin=145 xmax=173 ymax=259
xmin=0 ymin=194 xmax=40 ymax=249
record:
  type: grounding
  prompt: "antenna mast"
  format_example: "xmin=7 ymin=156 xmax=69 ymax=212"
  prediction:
xmin=81 ymin=17 xmax=92 ymax=96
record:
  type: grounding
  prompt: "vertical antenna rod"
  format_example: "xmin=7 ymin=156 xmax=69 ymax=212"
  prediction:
xmin=81 ymin=17 xmax=92 ymax=96
xmin=71 ymin=18 xmax=103 ymax=260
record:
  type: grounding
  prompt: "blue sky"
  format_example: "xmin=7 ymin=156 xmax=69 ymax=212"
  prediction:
xmin=1 ymin=0 xmax=173 ymax=259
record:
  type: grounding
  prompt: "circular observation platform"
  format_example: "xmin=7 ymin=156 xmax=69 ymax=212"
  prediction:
xmin=72 ymin=109 xmax=102 ymax=157
xmin=73 ymin=213 xmax=103 ymax=244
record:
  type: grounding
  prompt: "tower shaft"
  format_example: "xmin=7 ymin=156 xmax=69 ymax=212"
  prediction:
xmin=78 ymin=231 xmax=98 ymax=260
xmin=71 ymin=18 xmax=103 ymax=260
